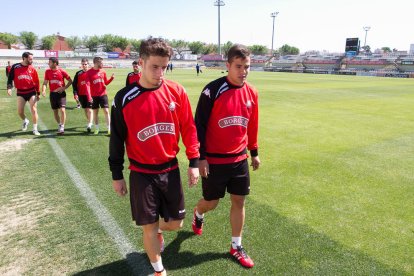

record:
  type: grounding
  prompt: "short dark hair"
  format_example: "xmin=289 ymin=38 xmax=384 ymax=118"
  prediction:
xmin=132 ymin=60 xmax=138 ymax=65
xmin=49 ymin=57 xmax=59 ymax=65
xmin=93 ymin=56 xmax=103 ymax=64
xmin=139 ymin=37 xmax=172 ymax=60
xmin=81 ymin=58 xmax=89 ymax=63
xmin=227 ymin=44 xmax=251 ymax=63
xmin=22 ymin=52 xmax=33 ymax=59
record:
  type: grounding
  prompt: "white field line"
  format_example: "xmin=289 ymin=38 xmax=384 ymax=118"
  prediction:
xmin=37 ymin=119 xmax=152 ymax=276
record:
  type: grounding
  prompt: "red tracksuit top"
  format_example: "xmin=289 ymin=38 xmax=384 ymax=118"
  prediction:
xmin=195 ymin=76 xmax=259 ymax=164
xmin=44 ymin=68 xmax=70 ymax=93
xmin=109 ymin=79 xmax=200 ymax=180
xmin=125 ymin=72 xmax=141 ymax=86
xmin=72 ymin=70 xmax=91 ymax=101
xmin=86 ymin=68 xmax=113 ymax=97
xmin=7 ymin=63 xmax=40 ymax=93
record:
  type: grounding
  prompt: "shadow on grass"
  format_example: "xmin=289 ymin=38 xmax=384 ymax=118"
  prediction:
xmin=0 ymin=127 xmax=99 ymax=139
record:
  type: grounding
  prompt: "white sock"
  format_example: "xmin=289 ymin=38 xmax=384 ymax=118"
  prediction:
xmin=24 ymin=118 xmax=29 ymax=123
xmin=151 ymin=259 xmax=164 ymax=273
xmin=61 ymin=124 xmax=64 ymax=128
xmin=107 ymin=125 xmax=110 ymax=132
xmin=87 ymin=123 xmax=92 ymax=128
xmin=33 ymin=124 xmax=38 ymax=131
xmin=231 ymin=237 xmax=242 ymax=249
xmin=195 ymin=210 xmax=204 ymax=219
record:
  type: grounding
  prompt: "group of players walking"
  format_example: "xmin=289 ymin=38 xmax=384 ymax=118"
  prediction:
xmin=6 ymin=38 xmax=261 ymax=276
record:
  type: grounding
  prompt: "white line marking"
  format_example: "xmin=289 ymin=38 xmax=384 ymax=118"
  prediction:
xmin=37 ymin=119 xmax=152 ymax=275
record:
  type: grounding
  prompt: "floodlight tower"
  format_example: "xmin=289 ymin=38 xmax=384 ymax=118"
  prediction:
xmin=214 ymin=0 xmax=225 ymax=55
xmin=363 ymin=26 xmax=371 ymax=47
xmin=271 ymin=12 xmax=279 ymax=56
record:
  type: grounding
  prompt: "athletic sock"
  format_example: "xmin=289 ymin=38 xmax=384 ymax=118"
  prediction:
xmin=195 ymin=209 xmax=204 ymax=219
xmin=33 ymin=124 xmax=38 ymax=131
xmin=151 ymin=259 xmax=164 ymax=273
xmin=231 ymin=237 xmax=242 ymax=249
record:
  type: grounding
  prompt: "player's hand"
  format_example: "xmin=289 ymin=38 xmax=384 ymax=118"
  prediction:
xmin=74 ymin=95 xmax=79 ymax=101
xmin=111 ymin=73 xmax=115 ymax=78
xmin=55 ymin=87 xmax=64 ymax=93
xmin=7 ymin=89 xmax=12 ymax=96
xmin=199 ymin=159 xmax=209 ymax=178
xmin=251 ymin=156 xmax=261 ymax=171
xmin=188 ymin=167 xmax=199 ymax=188
xmin=42 ymin=91 xmax=46 ymax=97
xmin=35 ymin=95 xmax=40 ymax=102
xmin=112 ymin=179 xmax=128 ymax=197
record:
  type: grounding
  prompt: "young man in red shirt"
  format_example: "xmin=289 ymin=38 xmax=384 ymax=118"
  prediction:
xmin=192 ymin=44 xmax=261 ymax=268
xmin=6 ymin=61 xmax=11 ymax=78
xmin=109 ymin=37 xmax=200 ymax=276
xmin=42 ymin=57 xmax=73 ymax=135
xmin=87 ymin=57 xmax=114 ymax=135
xmin=6 ymin=52 xmax=40 ymax=135
xmin=125 ymin=60 xmax=141 ymax=86
xmin=72 ymin=58 xmax=93 ymax=132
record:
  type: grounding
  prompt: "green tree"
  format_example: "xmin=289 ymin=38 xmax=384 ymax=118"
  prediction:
xmin=222 ymin=41 xmax=233 ymax=58
xmin=202 ymin=43 xmax=218 ymax=55
xmin=41 ymin=35 xmax=56 ymax=50
xmin=381 ymin=47 xmax=391 ymax=53
xmin=188 ymin=41 xmax=204 ymax=55
xmin=279 ymin=44 xmax=300 ymax=55
xmin=129 ymin=39 xmax=142 ymax=53
xmin=169 ymin=39 xmax=188 ymax=57
xmin=84 ymin=35 xmax=100 ymax=51
xmin=248 ymin=45 xmax=268 ymax=55
xmin=113 ymin=35 xmax=129 ymax=52
xmin=100 ymin=34 xmax=116 ymax=52
xmin=0 ymin=32 xmax=18 ymax=49
xmin=66 ymin=36 xmax=82 ymax=50
xmin=20 ymin=31 xmax=37 ymax=50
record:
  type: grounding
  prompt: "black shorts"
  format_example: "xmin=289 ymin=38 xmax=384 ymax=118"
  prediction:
xmin=50 ymin=92 xmax=66 ymax=109
xmin=129 ymin=168 xmax=185 ymax=226
xmin=78 ymin=95 xmax=92 ymax=109
xmin=17 ymin=92 xmax=36 ymax=102
xmin=92 ymin=95 xmax=109 ymax=109
xmin=202 ymin=159 xmax=250 ymax=201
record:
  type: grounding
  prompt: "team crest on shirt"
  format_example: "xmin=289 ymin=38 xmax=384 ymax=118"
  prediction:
xmin=168 ymin=102 xmax=176 ymax=111
xmin=202 ymin=88 xmax=211 ymax=98
xmin=246 ymin=100 xmax=252 ymax=108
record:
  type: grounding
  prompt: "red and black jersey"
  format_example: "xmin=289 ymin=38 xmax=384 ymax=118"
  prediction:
xmin=44 ymin=68 xmax=70 ymax=93
xmin=7 ymin=63 xmax=40 ymax=94
xmin=195 ymin=76 xmax=259 ymax=164
xmin=72 ymin=70 xmax=91 ymax=101
xmin=86 ymin=68 xmax=113 ymax=97
xmin=109 ymin=80 xmax=200 ymax=180
xmin=6 ymin=65 xmax=11 ymax=77
xmin=125 ymin=72 xmax=141 ymax=86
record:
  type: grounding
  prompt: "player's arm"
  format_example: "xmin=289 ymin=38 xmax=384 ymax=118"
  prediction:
xmin=104 ymin=72 xmax=114 ymax=85
xmin=42 ymin=79 xmax=49 ymax=97
xmin=108 ymin=92 xmax=128 ymax=187
xmin=33 ymin=69 xmax=40 ymax=95
xmin=125 ymin=75 xmax=129 ymax=87
xmin=6 ymin=65 xmax=15 ymax=96
xmin=72 ymin=71 xmax=79 ymax=98
xmin=247 ymin=91 xmax=260 ymax=170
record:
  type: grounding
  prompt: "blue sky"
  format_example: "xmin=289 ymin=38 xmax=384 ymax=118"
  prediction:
xmin=2 ymin=0 xmax=413 ymax=53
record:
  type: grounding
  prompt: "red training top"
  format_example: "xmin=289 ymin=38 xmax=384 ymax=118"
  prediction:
xmin=44 ymin=68 xmax=70 ymax=93
xmin=72 ymin=70 xmax=91 ymax=101
xmin=86 ymin=68 xmax=113 ymax=97
xmin=126 ymin=72 xmax=141 ymax=86
xmin=7 ymin=63 xmax=40 ymax=94
xmin=109 ymin=80 xmax=200 ymax=180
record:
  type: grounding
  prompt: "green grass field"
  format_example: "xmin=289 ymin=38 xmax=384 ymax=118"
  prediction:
xmin=0 ymin=68 xmax=413 ymax=275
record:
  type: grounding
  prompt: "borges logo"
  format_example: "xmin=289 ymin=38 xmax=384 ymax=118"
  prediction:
xmin=137 ymin=123 xmax=175 ymax=141
xmin=218 ymin=116 xmax=248 ymax=128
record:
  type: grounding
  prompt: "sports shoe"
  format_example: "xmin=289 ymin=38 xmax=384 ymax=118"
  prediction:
xmin=94 ymin=128 xmax=99 ymax=135
xmin=157 ymin=233 xmax=165 ymax=253
xmin=86 ymin=126 xmax=91 ymax=133
xmin=230 ymin=245 xmax=254 ymax=268
xmin=57 ymin=125 xmax=64 ymax=135
xmin=22 ymin=119 xmax=29 ymax=131
xmin=76 ymin=104 xmax=81 ymax=109
xmin=154 ymin=269 xmax=166 ymax=276
xmin=107 ymin=130 xmax=111 ymax=136
xmin=33 ymin=130 xmax=41 ymax=136
xmin=192 ymin=208 xmax=204 ymax=235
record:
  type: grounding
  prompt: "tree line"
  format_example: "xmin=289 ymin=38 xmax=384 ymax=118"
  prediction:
xmin=0 ymin=31 xmax=302 ymax=56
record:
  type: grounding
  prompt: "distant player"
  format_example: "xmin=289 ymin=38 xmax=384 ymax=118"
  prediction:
xmin=6 ymin=52 xmax=40 ymax=135
xmin=72 ymin=58 xmax=93 ymax=132
xmin=42 ymin=57 xmax=73 ymax=135
xmin=109 ymin=37 xmax=200 ymax=276
xmin=125 ymin=60 xmax=141 ymax=86
xmin=192 ymin=44 xmax=261 ymax=268
xmin=87 ymin=57 xmax=114 ymax=135
xmin=196 ymin=63 xmax=200 ymax=76
xmin=6 ymin=61 xmax=11 ymax=78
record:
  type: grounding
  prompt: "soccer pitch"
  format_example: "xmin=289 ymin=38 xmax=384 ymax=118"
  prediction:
xmin=0 ymin=69 xmax=413 ymax=275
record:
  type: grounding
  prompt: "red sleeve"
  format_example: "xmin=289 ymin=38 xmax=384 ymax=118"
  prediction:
xmin=247 ymin=88 xmax=259 ymax=151
xmin=62 ymin=69 xmax=70 ymax=80
xmin=104 ymin=72 xmax=114 ymax=85
xmin=33 ymin=69 xmax=40 ymax=93
xmin=178 ymin=86 xmax=200 ymax=162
